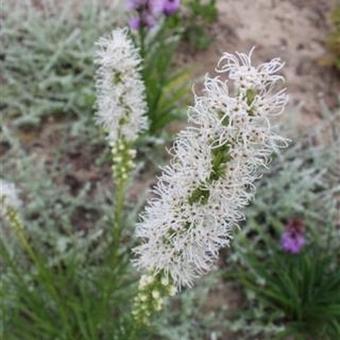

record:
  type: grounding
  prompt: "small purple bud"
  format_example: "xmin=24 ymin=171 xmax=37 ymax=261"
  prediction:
xmin=162 ymin=0 xmax=180 ymax=16
xmin=280 ymin=218 xmax=305 ymax=254
xmin=149 ymin=0 xmax=165 ymax=15
xmin=129 ymin=16 xmax=141 ymax=30
xmin=281 ymin=232 xmax=305 ymax=254
xmin=128 ymin=0 xmax=164 ymax=31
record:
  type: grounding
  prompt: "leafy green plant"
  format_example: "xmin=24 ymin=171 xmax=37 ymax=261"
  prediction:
xmin=137 ymin=19 xmax=191 ymax=134
xmin=182 ymin=0 xmax=218 ymax=50
xmin=0 ymin=123 xmax=142 ymax=339
xmin=1 ymin=240 xmax=136 ymax=339
xmin=231 ymin=235 xmax=340 ymax=339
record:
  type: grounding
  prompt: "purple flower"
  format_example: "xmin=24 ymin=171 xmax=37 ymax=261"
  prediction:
xmin=127 ymin=0 xmax=163 ymax=15
xmin=127 ymin=0 xmax=148 ymax=11
xmin=281 ymin=218 xmax=305 ymax=254
xmin=127 ymin=0 xmax=180 ymax=31
xmin=161 ymin=0 xmax=180 ymax=16
xmin=150 ymin=0 xmax=166 ymax=15
xmin=129 ymin=16 xmax=141 ymax=30
xmin=127 ymin=0 xmax=162 ymax=30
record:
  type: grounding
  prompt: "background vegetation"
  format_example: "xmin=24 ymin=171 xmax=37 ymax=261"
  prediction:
xmin=1 ymin=1 xmax=339 ymax=339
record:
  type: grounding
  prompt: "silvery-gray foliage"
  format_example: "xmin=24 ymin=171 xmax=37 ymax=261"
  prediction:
xmin=1 ymin=0 xmax=125 ymax=127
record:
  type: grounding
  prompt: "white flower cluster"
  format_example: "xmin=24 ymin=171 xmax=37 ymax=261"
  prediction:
xmin=132 ymin=273 xmax=176 ymax=324
xmin=95 ymin=28 xmax=148 ymax=144
xmin=0 ymin=179 xmax=21 ymax=217
xmin=134 ymin=48 xmax=289 ymax=288
xmin=111 ymin=139 xmax=137 ymax=182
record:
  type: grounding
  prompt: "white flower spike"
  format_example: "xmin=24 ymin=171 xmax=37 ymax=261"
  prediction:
xmin=95 ymin=28 xmax=148 ymax=144
xmin=134 ymin=49 xmax=289 ymax=289
xmin=0 ymin=179 xmax=21 ymax=217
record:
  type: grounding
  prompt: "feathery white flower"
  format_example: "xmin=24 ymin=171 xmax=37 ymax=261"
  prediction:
xmin=134 ymin=48 xmax=289 ymax=288
xmin=95 ymin=28 xmax=148 ymax=144
xmin=0 ymin=179 xmax=21 ymax=216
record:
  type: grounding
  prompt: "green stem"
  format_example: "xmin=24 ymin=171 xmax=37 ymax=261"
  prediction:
xmin=188 ymin=143 xmax=231 ymax=205
xmin=139 ymin=27 xmax=146 ymax=67
xmin=110 ymin=139 xmax=134 ymax=263
xmin=5 ymin=207 xmax=71 ymax=335
xmin=7 ymin=208 xmax=37 ymax=263
xmin=112 ymin=176 xmax=127 ymax=261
